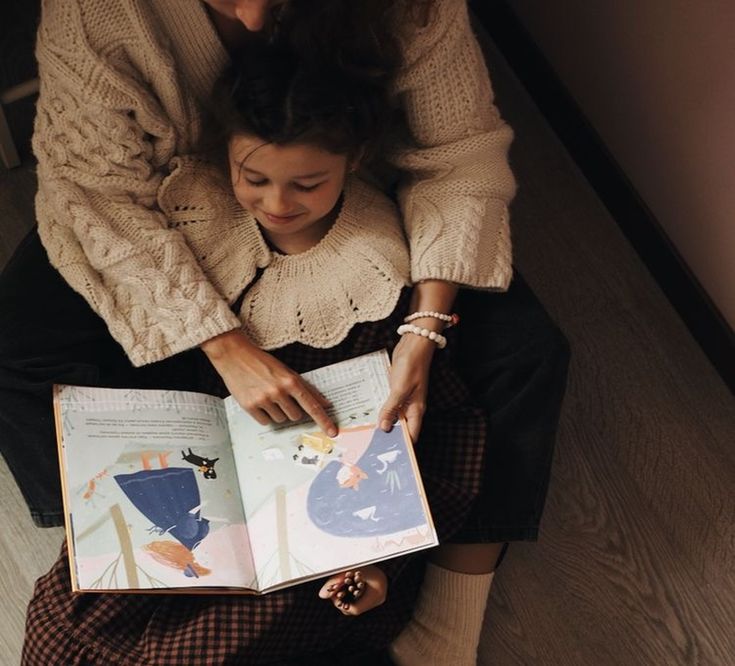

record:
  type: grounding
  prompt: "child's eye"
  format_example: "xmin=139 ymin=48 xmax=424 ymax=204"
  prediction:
xmin=294 ymin=182 xmax=322 ymax=192
xmin=245 ymin=178 xmax=267 ymax=187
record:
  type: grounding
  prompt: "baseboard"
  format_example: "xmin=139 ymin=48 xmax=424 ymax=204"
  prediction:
xmin=471 ymin=0 xmax=734 ymax=393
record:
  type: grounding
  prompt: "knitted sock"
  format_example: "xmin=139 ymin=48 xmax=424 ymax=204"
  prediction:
xmin=389 ymin=562 xmax=495 ymax=666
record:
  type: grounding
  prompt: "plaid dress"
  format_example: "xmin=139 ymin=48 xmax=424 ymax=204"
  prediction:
xmin=23 ymin=290 xmax=487 ymax=665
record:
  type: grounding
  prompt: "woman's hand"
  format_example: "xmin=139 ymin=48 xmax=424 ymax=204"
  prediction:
xmin=379 ymin=332 xmax=436 ymax=442
xmin=202 ymin=329 xmax=337 ymax=436
xmin=380 ymin=279 xmax=459 ymax=442
xmin=318 ymin=566 xmax=388 ymax=616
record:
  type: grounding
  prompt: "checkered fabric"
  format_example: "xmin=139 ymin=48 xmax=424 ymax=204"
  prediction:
xmin=23 ymin=291 xmax=487 ymax=665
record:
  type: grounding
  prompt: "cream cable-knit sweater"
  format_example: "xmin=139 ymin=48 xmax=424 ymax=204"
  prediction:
xmin=32 ymin=0 xmax=517 ymax=366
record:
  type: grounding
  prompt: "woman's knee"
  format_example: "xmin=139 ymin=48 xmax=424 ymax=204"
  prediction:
xmin=456 ymin=291 xmax=570 ymax=386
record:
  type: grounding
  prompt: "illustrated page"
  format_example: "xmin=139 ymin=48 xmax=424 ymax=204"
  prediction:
xmin=225 ymin=351 xmax=437 ymax=592
xmin=55 ymin=386 xmax=256 ymax=591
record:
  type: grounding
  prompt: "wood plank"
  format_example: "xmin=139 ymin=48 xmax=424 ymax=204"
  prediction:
xmin=0 ymin=458 xmax=64 ymax=664
xmin=481 ymin=406 xmax=735 ymax=664
xmin=564 ymin=305 xmax=735 ymax=578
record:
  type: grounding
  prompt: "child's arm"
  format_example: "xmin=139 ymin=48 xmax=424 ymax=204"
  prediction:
xmin=318 ymin=566 xmax=388 ymax=616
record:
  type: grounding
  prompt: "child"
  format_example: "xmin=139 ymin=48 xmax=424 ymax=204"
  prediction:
xmin=24 ymin=39 xmax=494 ymax=665
xmin=185 ymin=36 xmax=497 ymax=656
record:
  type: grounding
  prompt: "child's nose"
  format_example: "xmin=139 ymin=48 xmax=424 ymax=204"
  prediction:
xmin=233 ymin=0 xmax=276 ymax=32
xmin=264 ymin=188 xmax=294 ymax=214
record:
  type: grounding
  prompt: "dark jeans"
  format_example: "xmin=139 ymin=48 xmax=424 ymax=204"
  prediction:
xmin=452 ymin=284 xmax=570 ymax=542
xmin=0 ymin=229 xmax=570 ymax=532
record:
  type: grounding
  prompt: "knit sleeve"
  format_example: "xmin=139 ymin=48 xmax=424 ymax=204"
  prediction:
xmin=32 ymin=0 xmax=240 ymax=366
xmin=390 ymin=0 xmax=517 ymax=290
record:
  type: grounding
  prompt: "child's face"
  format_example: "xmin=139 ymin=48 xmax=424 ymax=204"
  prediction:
xmin=229 ymin=133 xmax=351 ymax=252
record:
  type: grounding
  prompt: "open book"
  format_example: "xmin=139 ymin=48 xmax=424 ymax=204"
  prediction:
xmin=54 ymin=350 xmax=437 ymax=594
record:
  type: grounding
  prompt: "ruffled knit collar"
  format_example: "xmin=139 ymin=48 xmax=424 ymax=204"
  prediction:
xmin=240 ymin=176 xmax=411 ymax=349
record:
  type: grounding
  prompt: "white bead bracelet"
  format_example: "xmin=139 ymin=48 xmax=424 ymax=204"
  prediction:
xmin=397 ymin=324 xmax=448 ymax=349
xmin=403 ymin=311 xmax=460 ymax=328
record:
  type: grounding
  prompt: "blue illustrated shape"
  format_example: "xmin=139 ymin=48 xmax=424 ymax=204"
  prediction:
xmin=114 ymin=467 xmax=210 ymax=551
xmin=307 ymin=428 xmax=426 ymax=536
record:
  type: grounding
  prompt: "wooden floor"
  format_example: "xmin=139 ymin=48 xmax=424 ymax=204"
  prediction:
xmin=1 ymin=24 xmax=733 ymax=666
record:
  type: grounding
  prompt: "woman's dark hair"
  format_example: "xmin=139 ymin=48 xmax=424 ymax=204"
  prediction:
xmin=203 ymin=0 xmax=433 ymax=163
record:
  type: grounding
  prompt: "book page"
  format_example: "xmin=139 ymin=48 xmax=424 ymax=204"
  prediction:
xmin=225 ymin=350 xmax=437 ymax=592
xmin=55 ymin=386 xmax=257 ymax=592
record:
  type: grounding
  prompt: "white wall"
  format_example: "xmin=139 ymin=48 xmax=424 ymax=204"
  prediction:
xmin=507 ymin=0 xmax=735 ymax=329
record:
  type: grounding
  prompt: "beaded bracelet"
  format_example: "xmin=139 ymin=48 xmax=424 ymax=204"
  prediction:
xmin=397 ymin=324 xmax=448 ymax=349
xmin=403 ymin=311 xmax=460 ymax=329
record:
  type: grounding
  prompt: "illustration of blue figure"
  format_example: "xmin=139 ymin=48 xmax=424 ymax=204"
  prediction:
xmin=307 ymin=428 xmax=426 ymax=536
xmin=114 ymin=467 xmax=210 ymax=576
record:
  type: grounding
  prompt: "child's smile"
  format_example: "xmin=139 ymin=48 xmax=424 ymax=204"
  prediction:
xmin=228 ymin=133 xmax=353 ymax=254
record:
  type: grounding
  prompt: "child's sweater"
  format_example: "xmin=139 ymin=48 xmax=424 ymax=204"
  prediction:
xmin=157 ymin=158 xmax=411 ymax=350
xmin=33 ymin=0 xmax=516 ymax=365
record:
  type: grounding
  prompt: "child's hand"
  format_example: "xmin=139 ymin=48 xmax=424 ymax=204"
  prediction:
xmin=318 ymin=566 xmax=387 ymax=616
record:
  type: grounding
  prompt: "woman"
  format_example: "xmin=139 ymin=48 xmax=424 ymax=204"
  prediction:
xmin=2 ymin=0 xmax=570 ymax=663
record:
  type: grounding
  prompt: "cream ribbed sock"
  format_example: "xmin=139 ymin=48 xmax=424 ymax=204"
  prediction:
xmin=389 ymin=562 xmax=495 ymax=666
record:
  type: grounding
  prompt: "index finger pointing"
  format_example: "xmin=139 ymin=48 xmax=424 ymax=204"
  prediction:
xmin=294 ymin=387 xmax=337 ymax=437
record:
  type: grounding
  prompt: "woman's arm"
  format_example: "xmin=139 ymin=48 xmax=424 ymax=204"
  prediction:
xmin=390 ymin=0 xmax=517 ymax=291
xmin=409 ymin=279 xmax=460 ymax=319
xmin=202 ymin=329 xmax=337 ymax=436
xmin=379 ymin=280 xmax=458 ymax=442
xmin=33 ymin=0 xmax=240 ymax=367
xmin=379 ymin=0 xmax=516 ymax=438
